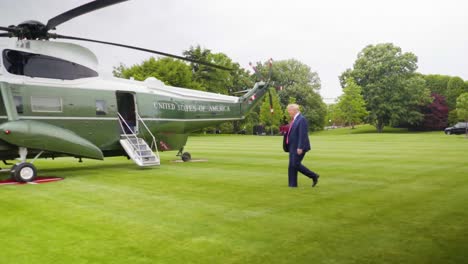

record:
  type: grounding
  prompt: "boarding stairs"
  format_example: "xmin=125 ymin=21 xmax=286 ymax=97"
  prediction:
xmin=118 ymin=113 xmax=160 ymax=167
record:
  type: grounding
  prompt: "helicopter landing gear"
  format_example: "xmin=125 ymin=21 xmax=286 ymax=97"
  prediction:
xmin=181 ymin=152 xmax=191 ymax=162
xmin=177 ymin=148 xmax=192 ymax=162
xmin=10 ymin=147 xmax=42 ymax=182
xmin=11 ymin=162 xmax=37 ymax=182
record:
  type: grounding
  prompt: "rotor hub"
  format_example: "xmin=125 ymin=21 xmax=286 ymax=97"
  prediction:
xmin=15 ymin=20 xmax=49 ymax=40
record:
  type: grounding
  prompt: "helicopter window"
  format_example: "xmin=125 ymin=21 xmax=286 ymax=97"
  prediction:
xmin=96 ymin=100 xmax=107 ymax=115
xmin=31 ymin=96 xmax=62 ymax=112
xmin=13 ymin=96 xmax=23 ymax=114
xmin=2 ymin=49 xmax=98 ymax=80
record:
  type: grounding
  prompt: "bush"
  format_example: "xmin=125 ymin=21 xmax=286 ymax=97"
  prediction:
xmin=267 ymin=125 xmax=279 ymax=135
xmin=244 ymin=123 xmax=254 ymax=135
xmin=219 ymin=122 xmax=234 ymax=134
xmin=448 ymin=110 xmax=460 ymax=126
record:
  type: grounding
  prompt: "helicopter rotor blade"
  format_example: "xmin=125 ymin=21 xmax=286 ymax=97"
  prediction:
xmin=52 ymin=34 xmax=233 ymax=71
xmin=0 ymin=33 xmax=11 ymax=37
xmin=268 ymin=88 xmax=274 ymax=114
xmin=46 ymin=0 xmax=128 ymax=31
xmin=0 ymin=26 xmax=16 ymax=33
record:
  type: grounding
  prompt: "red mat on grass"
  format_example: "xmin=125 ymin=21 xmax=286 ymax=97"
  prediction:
xmin=0 ymin=177 xmax=64 ymax=186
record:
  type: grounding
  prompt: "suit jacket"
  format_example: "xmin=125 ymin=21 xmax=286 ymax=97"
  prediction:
xmin=283 ymin=114 xmax=311 ymax=153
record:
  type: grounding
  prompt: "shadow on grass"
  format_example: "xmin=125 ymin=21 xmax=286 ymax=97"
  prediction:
xmin=39 ymin=162 xmax=138 ymax=174
xmin=0 ymin=162 xmax=156 ymax=181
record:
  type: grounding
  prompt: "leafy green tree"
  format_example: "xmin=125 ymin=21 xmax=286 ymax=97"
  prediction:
xmin=241 ymin=110 xmax=259 ymax=135
xmin=259 ymin=89 xmax=283 ymax=135
xmin=447 ymin=77 xmax=466 ymax=109
xmin=113 ymin=57 xmax=202 ymax=90
xmin=183 ymin=45 xmax=254 ymax=132
xmin=289 ymin=84 xmax=326 ymax=131
xmin=423 ymin=74 xmax=451 ymax=99
xmin=183 ymin=45 xmax=251 ymax=95
xmin=456 ymin=92 xmax=468 ymax=137
xmin=448 ymin=110 xmax=460 ymax=126
xmin=341 ymin=43 xmax=431 ymax=132
xmin=338 ymin=68 xmax=352 ymax=89
xmin=114 ymin=46 xmax=256 ymax=134
xmin=398 ymin=75 xmax=432 ymax=127
xmin=255 ymin=59 xmax=326 ymax=131
xmin=421 ymin=74 xmax=468 ymax=127
xmin=336 ymin=78 xmax=368 ymax=128
xmin=258 ymin=59 xmax=321 ymax=105
xmin=324 ymin=103 xmax=344 ymax=127
xmin=112 ymin=64 xmax=125 ymax=78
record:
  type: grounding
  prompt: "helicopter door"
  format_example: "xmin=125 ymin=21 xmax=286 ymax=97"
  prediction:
xmin=116 ymin=92 xmax=138 ymax=134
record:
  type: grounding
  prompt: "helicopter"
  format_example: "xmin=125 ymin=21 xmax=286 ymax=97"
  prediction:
xmin=0 ymin=0 xmax=271 ymax=182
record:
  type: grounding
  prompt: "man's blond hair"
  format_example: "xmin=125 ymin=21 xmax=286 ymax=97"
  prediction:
xmin=287 ymin=103 xmax=300 ymax=111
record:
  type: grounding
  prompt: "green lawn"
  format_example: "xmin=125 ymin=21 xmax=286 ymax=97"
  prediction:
xmin=1 ymin=126 xmax=467 ymax=264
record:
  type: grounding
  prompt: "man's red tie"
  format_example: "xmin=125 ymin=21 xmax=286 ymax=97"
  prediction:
xmin=286 ymin=118 xmax=294 ymax=144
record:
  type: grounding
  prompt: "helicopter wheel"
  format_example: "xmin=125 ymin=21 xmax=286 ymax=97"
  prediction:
xmin=11 ymin=162 xmax=37 ymax=183
xmin=181 ymin=152 xmax=191 ymax=162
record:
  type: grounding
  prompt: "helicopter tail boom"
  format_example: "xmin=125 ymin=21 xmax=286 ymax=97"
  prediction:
xmin=239 ymin=81 xmax=270 ymax=117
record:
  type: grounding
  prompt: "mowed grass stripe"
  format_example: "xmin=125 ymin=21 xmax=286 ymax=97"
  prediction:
xmin=0 ymin=126 xmax=467 ymax=263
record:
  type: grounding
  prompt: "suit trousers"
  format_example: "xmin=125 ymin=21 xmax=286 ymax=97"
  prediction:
xmin=288 ymin=151 xmax=317 ymax=187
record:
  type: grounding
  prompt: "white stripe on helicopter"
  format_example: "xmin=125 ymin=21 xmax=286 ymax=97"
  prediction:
xmin=0 ymin=116 xmax=244 ymax=121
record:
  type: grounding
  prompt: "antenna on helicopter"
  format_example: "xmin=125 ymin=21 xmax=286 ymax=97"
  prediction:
xmin=0 ymin=0 xmax=232 ymax=71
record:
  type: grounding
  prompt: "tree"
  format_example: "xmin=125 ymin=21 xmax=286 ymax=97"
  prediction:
xmin=336 ymin=78 xmax=368 ymax=128
xmin=397 ymin=75 xmax=432 ymax=127
xmin=341 ymin=43 xmax=431 ymax=132
xmin=241 ymin=110 xmax=260 ymax=135
xmin=113 ymin=57 xmax=202 ymax=90
xmin=259 ymin=89 xmax=283 ymax=135
xmin=183 ymin=45 xmax=251 ymax=95
xmin=255 ymin=59 xmax=326 ymax=131
xmin=447 ymin=77 xmax=466 ymax=109
xmin=456 ymin=92 xmax=468 ymax=137
xmin=423 ymin=74 xmax=451 ymax=99
xmin=183 ymin=45 xmax=255 ymax=132
xmin=338 ymin=68 xmax=352 ymax=89
xmin=113 ymin=47 xmax=256 ymax=133
xmin=418 ymin=93 xmax=449 ymax=130
xmin=324 ymin=103 xmax=344 ymax=127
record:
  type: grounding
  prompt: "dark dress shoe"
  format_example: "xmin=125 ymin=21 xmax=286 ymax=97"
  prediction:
xmin=312 ymin=174 xmax=319 ymax=187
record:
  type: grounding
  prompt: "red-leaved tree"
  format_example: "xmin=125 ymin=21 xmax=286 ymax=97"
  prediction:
xmin=420 ymin=93 xmax=449 ymax=130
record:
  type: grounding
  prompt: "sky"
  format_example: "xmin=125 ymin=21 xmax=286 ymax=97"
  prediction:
xmin=1 ymin=0 xmax=467 ymax=102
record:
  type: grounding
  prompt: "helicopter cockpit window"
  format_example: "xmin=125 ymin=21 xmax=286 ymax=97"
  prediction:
xmin=2 ymin=49 xmax=98 ymax=80
xmin=96 ymin=100 xmax=107 ymax=115
xmin=31 ymin=96 xmax=62 ymax=112
xmin=13 ymin=96 xmax=23 ymax=114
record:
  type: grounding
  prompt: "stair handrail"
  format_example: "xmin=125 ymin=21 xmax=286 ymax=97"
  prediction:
xmin=117 ymin=112 xmax=143 ymax=162
xmin=136 ymin=112 xmax=160 ymax=161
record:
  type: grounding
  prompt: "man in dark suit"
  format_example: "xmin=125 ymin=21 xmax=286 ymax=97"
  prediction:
xmin=284 ymin=104 xmax=319 ymax=187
